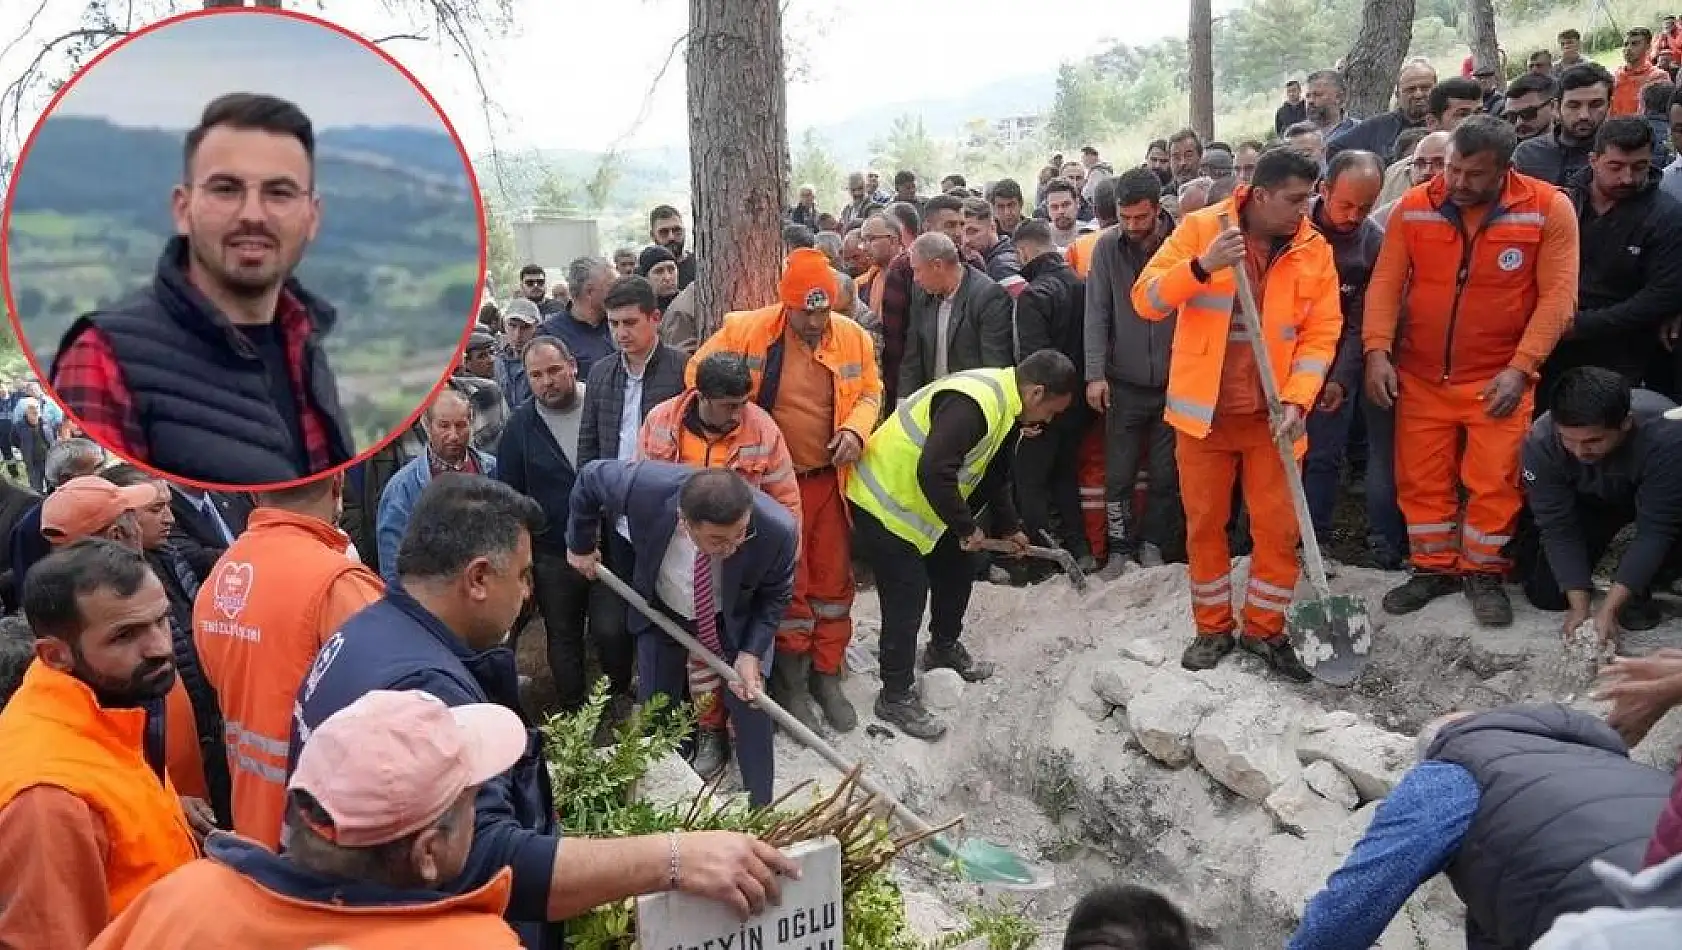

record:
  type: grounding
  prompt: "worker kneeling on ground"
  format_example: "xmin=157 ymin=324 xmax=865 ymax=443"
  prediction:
xmin=847 ymin=350 xmax=1079 ymax=741
xmin=1365 ymin=115 xmax=1579 ymax=628
xmin=1132 ymin=146 xmax=1343 ymax=681
xmin=1515 ymin=367 xmax=1682 ymax=647
xmin=90 ymin=689 xmax=529 ymax=948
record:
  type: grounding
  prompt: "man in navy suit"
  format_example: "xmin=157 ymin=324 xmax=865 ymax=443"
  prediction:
xmin=566 ymin=460 xmax=796 ymax=805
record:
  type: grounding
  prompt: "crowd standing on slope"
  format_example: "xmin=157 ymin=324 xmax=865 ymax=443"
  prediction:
xmin=7 ymin=19 xmax=1682 ymax=950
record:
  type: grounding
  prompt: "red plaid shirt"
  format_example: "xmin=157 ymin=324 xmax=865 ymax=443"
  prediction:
xmin=51 ymin=289 xmax=335 ymax=474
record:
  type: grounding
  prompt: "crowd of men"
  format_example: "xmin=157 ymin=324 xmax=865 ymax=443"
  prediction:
xmin=7 ymin=18 xmax=1682 ymax=949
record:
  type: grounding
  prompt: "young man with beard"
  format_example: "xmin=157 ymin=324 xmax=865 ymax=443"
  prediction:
xmin=648 ymin=205 xmax=696 ymax=290
xmin=376 ymin=389 xmax=497 ymax=587
xmin=1516 ymin=63 xmax=1615 ymax=185
xmin=1044 ymin=179 xmax=1097 ymax=249
xmin=961 ymin=197 xmax=1022 ymax=286
xmin=1085 ymin=168 xmax=1184 ymax=578
xmin=50 ymin=94 xmax=354 ymax=486
xmin=1502 ymin=72 xmax=1562 ymax=144
xmin=0 ymin=540 xmax=200 ymax=949
xmin=986 ymin=178 xmax=1029 ymax=241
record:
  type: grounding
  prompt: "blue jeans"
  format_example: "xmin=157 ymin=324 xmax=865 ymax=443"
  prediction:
xmin=1304 ymin=395 xmax=1355 ymax=542
xmin=1360 ymin=393 xmax=1407 ymax=561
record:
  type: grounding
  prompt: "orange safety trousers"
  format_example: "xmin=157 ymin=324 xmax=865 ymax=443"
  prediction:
xmin=1176 ymin=413 xmax=1301 ymax=638
xmin=774 ymin=468 xmax=856 ymax=675
xmin=1394 ymin=370 xmax=1531 ymax=575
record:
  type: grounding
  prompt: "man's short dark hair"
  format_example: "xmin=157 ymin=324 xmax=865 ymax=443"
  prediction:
xmin=1207 ymin=141 xmax=1233 ymax=155
xmin=1092 ymin=178 xmax=1119 ymax=226
xmin=1594 ymin=116 xmax=1656 ymax=154
xmin=523 ymin=334 xmax=574 ymax=365
xmin=1642 ymin=80 xmax=1675 ymax=116
xmin=679 ymin=468 xmax=755 ymax=527
xmin=1559 ymin=62 xmax=1615 ymax=97
xmin=1146 ymin=138 xmax=1169 ymax=155
xmin=886 ymin=201 xmax=922 ymax=236
xmin=1326 ymin=150 xmax=1385 ymax=188
xmin=519 ymin=264 xmax=545 ymax=280
xmin=1013 ymin=218 xmax=1053 ymax=247
xmin=1430 ymin=78 xmax=1486 ymax=118
xmin=184 ymin=93 xmax=314 ymax=180
xmin=1081 ymin=146 xmax=1099 ymax=157
xmin=396 ymin=476 xmax=545 ymax=581
xmin=1392 ymin=127 xmax=1430 ymax=165
xmin=1017 ymin=348 xmax=1079 ymax=396
xmin=1506 ymin=71 xmax=1558 ymax=102
xmin=1043 ymin=177 xmax=1079 ymax=202
xmin=922 ymin=194 xmax=965 ymax=222
xmin=782 ymin=223 xmax=816 ymax=250
xmin=942 ymin=173 xmax=968 ymax=188
xmin=23 ymin=539 xmax=153 ymax=645
xmin=1252 ymin=147 xmax=1323 ymax=190
xmin=602 ymin=276 xmax=658 ymax=314
xmin=100 ymin=462 xmax=155 ymax=490
xmin=1062 ymin=884 xmax=1195 ymax=950
xmin=1114 ymin=167 xmax=1164 ymax=209
xmin=1451 ymin=114 xmax=1520 ymax=167
xmin=961 ymin=197 xmax=992 ymax=221
xmin=1284 ymin=121 xmax=1322 ymax=140
xmin=986 ymin=178 xmax=1024 ymax=203
xmin=1552 ymin=367 xmax=1632 ymax=429
xmin=1168 ymin=128 xmax=1202 ymax=152
xmin=1237 ymin=139 xmax=1265 ymax=154
xmin=1306 ymin=69 xmax=1347 ymax=94
xmin=649 ymin=205 xmax=682 ymax=229
xmin=1285 ymin=79 xmax=1302 ymax=89
xmin=1559 ymin=28 xmax=1581 ymax=41
xmin=694 ymin=353 xmax=753 ymax=400
xmin=1629 ymin=26 xmax=1654 ymax=43
xmin=893 ymin=170 xmax=916 ymax=187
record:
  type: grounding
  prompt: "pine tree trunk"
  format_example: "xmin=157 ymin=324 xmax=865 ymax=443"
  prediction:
xmin=688 ymin=0 xmax=788 ymax=320
xmin=1467 ymin=0 xmax=1500 ymax=79
xmin=1188 ymin=0 xmax=1215 ymax=142
xmin=1343 ymin=0 xmax=1418 ymax=119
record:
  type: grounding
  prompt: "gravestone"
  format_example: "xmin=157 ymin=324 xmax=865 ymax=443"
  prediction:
xmin=636 ymin=835 xmax=844 ymax=950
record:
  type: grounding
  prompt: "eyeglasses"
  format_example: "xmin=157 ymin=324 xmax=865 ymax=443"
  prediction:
xmin=1502 ymin=103 xmax=1549 ymax=122
xmin=192 ymin=178 xmax=309 ymax=215
xmin=523 ymin=278 xmax=545 ymax=287
xmin=1412 ymin=156 xmax=1447 ymax=171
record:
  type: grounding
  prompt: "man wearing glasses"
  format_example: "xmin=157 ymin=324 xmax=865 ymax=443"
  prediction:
xmin=1502 ymin=73 xmax=1561 ymax=143
xmin=50 ymin=93 xmax=353 ymax=486
xmin=518 ymin=263 xmax=566 ymax=317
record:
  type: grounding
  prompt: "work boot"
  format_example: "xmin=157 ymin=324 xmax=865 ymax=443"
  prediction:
xmin=1463 ymin=574 xmax=1514 ymax=627
xmin=1180 ymin=633 xmax=1235 ymax=671
xmin=874 ymin=689 xmax=947 ymax=741
xmin=808 ymin=668 xmax=858 ymax=732
xmin=1076 ymin=554 xmax=1100 ymax=574
xmin=766 ymin=651 xmax=823 ymax=733
xmin=1099 ymin=553 xmax=1136 ymax=581
xmin=1138 ymin=542 xmax=1165 ymax=568
xmin=921 ymin=641 xmax=996 ymax=682
xmin=690 ymin=728 xmax=730 ymax=779
xmin=1381 ymin=572 xmax=1460 ymax=615
xmin=1241 ymin=635 xmax=1313 ymax=683
xmin=1619 ymin=596 xmax=1666 ymax=632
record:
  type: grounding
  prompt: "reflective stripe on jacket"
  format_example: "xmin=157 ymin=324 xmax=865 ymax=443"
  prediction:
xmin=1130 ymin=187 xmax=1343 ymax=441
xmin=844 ymin=367 xmax=1021 ymax=553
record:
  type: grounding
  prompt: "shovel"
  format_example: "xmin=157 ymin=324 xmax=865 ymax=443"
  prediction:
xmin=593 ymin=566 xmax=1049 ymax=889
xmin=1219 ymin=213 xmax=1373 ymax=687
xmin=976 ymin=538 xmax=1089 ymax=592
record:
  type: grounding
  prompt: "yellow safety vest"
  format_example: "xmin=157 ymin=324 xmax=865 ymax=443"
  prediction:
xmin=844 ymin=367 xmax=1022 ymax=554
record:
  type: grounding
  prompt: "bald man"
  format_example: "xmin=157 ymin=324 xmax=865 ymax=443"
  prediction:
xmin=1328 ymin=59 xmax=1441 ymax=161
xmin=1374 ymin=130 xmax=1453 ymax=227
xmin=898 ymin=232 xmax=1013 ymax=396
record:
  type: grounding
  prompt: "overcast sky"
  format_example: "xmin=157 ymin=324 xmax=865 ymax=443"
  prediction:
xmin=1 ymin=0 xmax=1208 ymax=155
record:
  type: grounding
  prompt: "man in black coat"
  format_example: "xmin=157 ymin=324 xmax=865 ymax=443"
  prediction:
xmin=1539 ymin=118 xmax=1682 ymax=411
xmin=168 ymin=484 xmax=254 ymax=582
xmin=898 ymin=233 xmax=1014 ymax=397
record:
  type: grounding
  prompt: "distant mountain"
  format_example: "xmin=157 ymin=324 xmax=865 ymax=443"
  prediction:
xmin=799 ymin=70 xmax=1058 ymax=165
xmin=5 ymin=116 xmax=481 ymax=446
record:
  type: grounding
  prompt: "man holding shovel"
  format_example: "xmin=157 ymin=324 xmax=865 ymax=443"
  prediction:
xmin=1132 ymin=147 xmax=1343 ymax=681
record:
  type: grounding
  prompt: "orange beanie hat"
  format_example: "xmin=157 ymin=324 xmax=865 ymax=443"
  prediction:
xmin=780 ymin=248 xmax=840 ymax=312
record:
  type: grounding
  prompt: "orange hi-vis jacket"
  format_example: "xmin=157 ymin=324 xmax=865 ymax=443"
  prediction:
xmin=1131 ymin=188 xmax=1343 ymax=445
xmin=1067 ymin=227 xmax=1104 ymax=279
xmin=89 ymin=843 xmax=520 ymax=949
xmin=638 ymin=389 xmax=804 ymax=533
xmin=193 ymin=509 xmax=385 ymax=850
xmin=0 ymin=662 xmax=198 ymax=917
xmin=1364 ymin=170 xmax=1573 ymax=385
xmin=689 ymin=304 xmax=883 ymax=465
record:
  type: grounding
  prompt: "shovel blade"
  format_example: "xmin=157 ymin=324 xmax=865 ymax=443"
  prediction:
xmin=931 ymin=833 xmax=1053 ymax=889
xmin=1286 ymin=594 xmax=1372 ymax=687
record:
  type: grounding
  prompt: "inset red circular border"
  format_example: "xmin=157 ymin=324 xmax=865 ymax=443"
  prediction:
xmin=1 ymin=5 xmax=489 ymax=493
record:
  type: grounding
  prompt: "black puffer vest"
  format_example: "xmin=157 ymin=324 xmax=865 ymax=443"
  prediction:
xmin=52 ymin=237 xmax=354 ymax=486
xmin=1427 ymin=704 xmax=1674 ymax=948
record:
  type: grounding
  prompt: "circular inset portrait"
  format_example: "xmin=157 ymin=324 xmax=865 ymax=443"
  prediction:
xmin=3 ymin=7 xmax=485 ymax=491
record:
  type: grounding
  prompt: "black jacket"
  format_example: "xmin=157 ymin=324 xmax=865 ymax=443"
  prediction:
xmin=1513 ymin=129 xmax=1594 ymax=186
xmin=1428 ymin=704 xmax=1673 ymax=949
xmin=980 ymin=236 xmax=1023 ymax=282
xmin=148 ymin=544 xmax=232 ymax=829
xmin=52 ymin=237 xmax=354 ymax=486
xmin=1522 ymin=389 xmax=1682 ymax=594
xmin=899 ymin=265 xmax=1014 ymax=397
xmin=1309 ymin=197 xmax=1386 ymax=395
xmin=1274 ymin=99 xmax=1308 ymax=137
xmin=1548 ymin=168 xmax=1682 ymax=383
xmin=1084 ymin=214 xmax=1175 ymax=389
xmin=1326 ymin=110 xmax=1423 ymax=163
xmin=1014 ymin=251 xmax=1085 ymax=368
xmin=0 ymin=481 xmax=39 ymax=613
xmin=577 ymin=344 xmax=687 ymax=466
xmin=168 ymin=488 xmax=253 ymax=582
xmin=495 ymin=396 xmax=580 ymax=556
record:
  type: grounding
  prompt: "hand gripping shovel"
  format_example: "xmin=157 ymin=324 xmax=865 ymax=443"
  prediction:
xmin=1219 ymin=213 xmax=1373 ymax=686
xmin=594 ymin=566 xmax=1049 ymax=888
xmin=976 ymin=538 xmax=1090 ymax=592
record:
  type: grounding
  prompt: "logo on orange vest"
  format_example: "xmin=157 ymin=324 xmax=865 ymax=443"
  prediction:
xmin=1497 ymin=247 xmax=1525 ymax=272
xmin=804 ymin=288 xmax=831 ymax=311
xmin=212 ymin=562 xmax=255 ymax=619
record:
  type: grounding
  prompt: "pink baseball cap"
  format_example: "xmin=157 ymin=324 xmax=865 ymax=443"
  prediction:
xmin=288 ymin=690 xmax=526 ymax=848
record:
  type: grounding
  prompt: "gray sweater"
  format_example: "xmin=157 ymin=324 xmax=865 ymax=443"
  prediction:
xmin=1083 ymin=214 xmax=1175 ymax=389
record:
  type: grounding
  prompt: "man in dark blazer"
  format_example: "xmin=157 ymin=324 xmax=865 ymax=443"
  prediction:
xmin=898 ymin=232 xmax=1015 ymax=399
xmin=566 ymin=459 xmax=796 ymax=806
xmin=168 ymin=483 xmax=254 ymax=582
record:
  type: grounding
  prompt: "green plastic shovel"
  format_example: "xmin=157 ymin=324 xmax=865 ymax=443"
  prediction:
xmin=595 ymin=566 xmax=1049 ymax=888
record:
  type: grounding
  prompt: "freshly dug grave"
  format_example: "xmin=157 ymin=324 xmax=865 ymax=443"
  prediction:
xmin=759 ymin=561 xmax=1682 ymax=948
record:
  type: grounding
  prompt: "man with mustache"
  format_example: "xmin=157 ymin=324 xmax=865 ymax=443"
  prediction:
xmin=648 ymin=205 xmax=696 ymax=291
xmin=0 ymin=539 xmax=200 ymax=949
xmin=49 ymin=93 xmax=354 ymax=486
xmin=1537 ymin=117 xmax=1682 ymax=413
xmin=1517 ymin=63 xmax=1615 ymax=186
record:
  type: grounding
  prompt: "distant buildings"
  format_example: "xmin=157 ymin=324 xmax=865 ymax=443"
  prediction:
xmin=992 ymin=114 xmax=1045 ymax=148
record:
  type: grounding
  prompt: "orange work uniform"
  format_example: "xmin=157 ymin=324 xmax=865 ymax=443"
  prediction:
xmin=193 ymin=509 xmax=385 ymax=849
xmin=1133 ymin=188 xmax=1343 ymax=639
xmin=1612 ymin=60 xmax=1669 ymax=117
xmin=0 ymin=663 xmax=199 ymax=948
xmin=1363 ymin=171 xmax=1578 ymax=576
xmin=639 ymin=389 xmax=802 ymax=727
xmin=1066 ymin=227 xmax=1104 ymax=279
xmin=691 ymin=304 xmax=882 ymax=674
